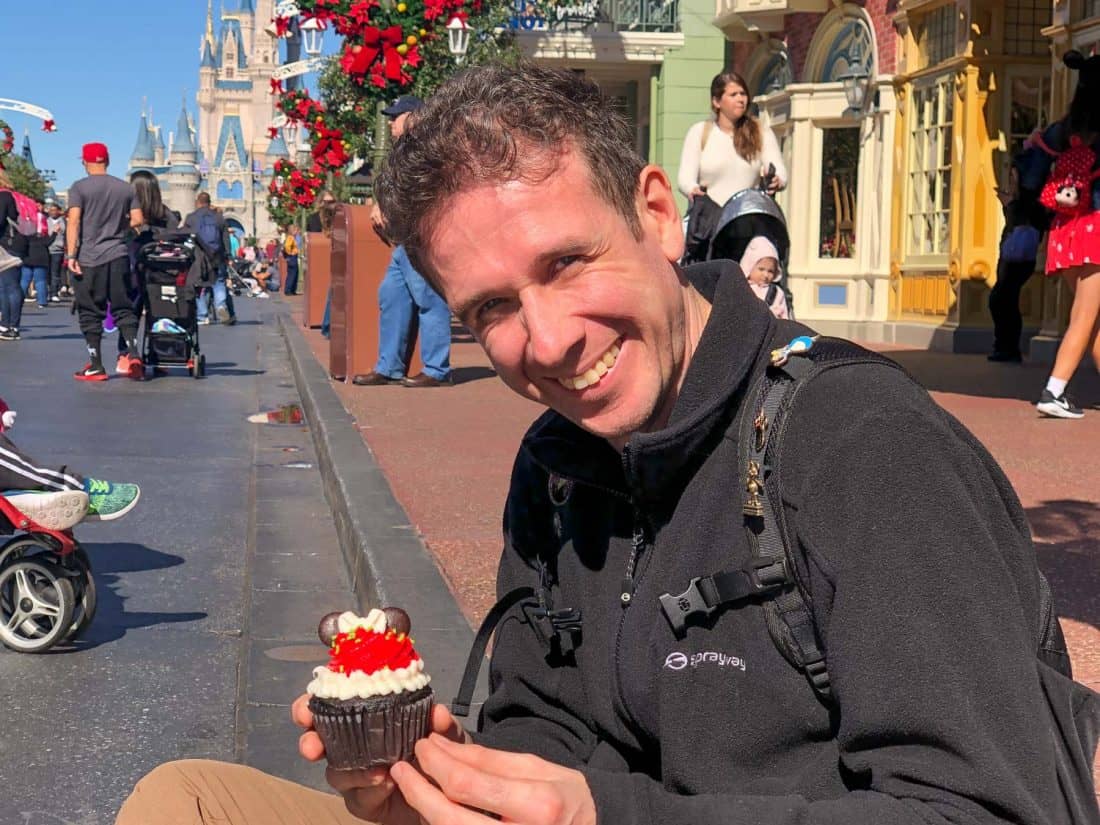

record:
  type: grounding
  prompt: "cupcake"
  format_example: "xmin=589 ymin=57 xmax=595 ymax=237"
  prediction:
xmin=307 ymin=607 xmax=433 ymax=769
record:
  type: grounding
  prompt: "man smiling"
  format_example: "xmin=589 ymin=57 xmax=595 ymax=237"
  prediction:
xmin=116 ymin=65 xmax=1091 ymax=825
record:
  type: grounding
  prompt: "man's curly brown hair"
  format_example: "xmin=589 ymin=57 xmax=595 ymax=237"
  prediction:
xmin=375 ymin=62 xmax=646 ymax=287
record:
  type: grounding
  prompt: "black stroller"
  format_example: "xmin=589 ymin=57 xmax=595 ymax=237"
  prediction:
xmin=709 ymin=186 xmax=794 ymax=319
xmin=137 ymin=231 xmax=216 ymax=378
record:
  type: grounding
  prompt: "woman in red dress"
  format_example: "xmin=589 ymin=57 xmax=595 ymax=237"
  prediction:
xmin=1032 ymin=51 xmax=1100 ymax=419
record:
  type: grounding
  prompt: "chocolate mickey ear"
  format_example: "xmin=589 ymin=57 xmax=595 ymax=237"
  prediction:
xmin=383 ymin=606 xmax=411 ymax=636
xmin=318 ymin=612 xmax=343 ymax=646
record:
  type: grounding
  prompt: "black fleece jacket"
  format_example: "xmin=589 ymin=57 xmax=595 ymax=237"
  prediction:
xmin=476 ymin=261 xmax=1060 ymax=824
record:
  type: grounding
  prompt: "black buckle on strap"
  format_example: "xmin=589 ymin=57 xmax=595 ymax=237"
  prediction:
xmin=659 ymin=558 xmax=792 ymax=637
xmin=524 ymin=604 xmax=583 ymax=653
xmin=659 ymin=577 xmax=714 ymax=635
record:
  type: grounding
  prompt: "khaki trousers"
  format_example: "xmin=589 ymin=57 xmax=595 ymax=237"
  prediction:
xmin=115 ymin=759 xmax=373 ymax=825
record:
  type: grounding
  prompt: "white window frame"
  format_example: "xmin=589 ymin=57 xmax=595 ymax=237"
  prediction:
xmin=905 ymin=73 xmax=954 ymax=262
xmin=1000 ymin=66 xmax=1049 ymax=188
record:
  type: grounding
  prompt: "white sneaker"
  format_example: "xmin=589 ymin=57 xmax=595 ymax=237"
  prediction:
xmin=4 ymin=490 xmax=90 ymax=530
xmin=50 ymin=296 xmax=61 ymax=303
xmin=1036 ymin=389 xmax=1084 ymax=419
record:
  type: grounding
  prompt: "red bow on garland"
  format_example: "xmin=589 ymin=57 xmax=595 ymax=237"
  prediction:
xmin=41 ymin=120 xmax=56 ymax=133
xmin=267 ymin=126 xmax=279 ymax=139
xmin=270 ymin=78 xmax=285 ymax=96
xmin=341 ymin=25 xmax=405 ymax=81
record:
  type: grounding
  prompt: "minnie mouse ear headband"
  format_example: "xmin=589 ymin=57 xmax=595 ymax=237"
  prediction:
xmin=1064 ymin=50 xmax=1100 ymax=89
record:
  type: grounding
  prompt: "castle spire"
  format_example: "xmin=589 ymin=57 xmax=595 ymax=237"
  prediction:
xmin=205 ymin=0 xmax=215 ymax=49
xmin=171 ymin=98 xmax=197 ymax=156
xmin=130 ymin=113 xmax=155 ymax=163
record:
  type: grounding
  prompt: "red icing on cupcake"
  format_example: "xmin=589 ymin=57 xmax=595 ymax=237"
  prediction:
xmin=327 ymin=628 xmax=420 ymax=675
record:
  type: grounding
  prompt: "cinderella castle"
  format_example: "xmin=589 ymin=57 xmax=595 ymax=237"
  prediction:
xmin=128 ymin=0 xmax=298 ymax=241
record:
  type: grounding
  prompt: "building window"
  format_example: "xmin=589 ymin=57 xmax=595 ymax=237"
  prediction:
xmin=918 ymin=5 xmax=956 ymax=67
xmin=756 ymin=51 xmax=793 ymax=96
xmin=226 ymin=66 xmax=235 ymax=78
xmin=1008 ymin=74 xmax=1049 ymax=158
xmin=819 ymin=128 xmax=860 ymax=258
xmin=1004 ymin=0 xmax=1050 ymax=56
xmin=819 ymin=19 xmax=874 ymax=83
xmin=906 ymin=75 xmax=954 ymax=258
xmin=1089 ymin=0 xmax=1100 ymax=17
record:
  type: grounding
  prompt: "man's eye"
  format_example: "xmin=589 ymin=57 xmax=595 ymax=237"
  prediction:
xmin=477 ymin=297 xmax=506 ymax=319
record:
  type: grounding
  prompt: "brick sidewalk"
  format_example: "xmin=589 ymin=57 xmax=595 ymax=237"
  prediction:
xmin=290 ymin=297 xmax=1099 ymax=786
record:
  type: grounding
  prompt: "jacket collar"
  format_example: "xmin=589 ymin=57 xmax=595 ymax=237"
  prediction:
xmin=521 ymin=260 xmax=775 ymax=516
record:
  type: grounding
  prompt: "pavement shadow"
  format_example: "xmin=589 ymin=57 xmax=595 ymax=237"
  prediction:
xmin=25 ymin=333 xmax=84 ymax=341
xmin=61 ymin=541 xmax=207 ymax=650
xmin=453 ymin=365 xmax=496 ymax=385
xmin=884 ymin=350 xmax=1100 ymax=405
xmin=1028 ymin=499 xmax=1100 ymax=632
xmin=205 ymin=362 xmax=266 ymax=376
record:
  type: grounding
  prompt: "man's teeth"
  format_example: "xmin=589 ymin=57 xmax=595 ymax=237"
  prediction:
xmin=557 ymin=342 xmax=621 ymax=390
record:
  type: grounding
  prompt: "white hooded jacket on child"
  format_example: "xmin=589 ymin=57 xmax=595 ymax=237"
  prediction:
xmin=739 ymin=236 xmax=788 ymax=320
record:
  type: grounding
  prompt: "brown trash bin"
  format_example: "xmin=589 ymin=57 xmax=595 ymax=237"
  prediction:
xmin=329 ymin=203 xmax=421 ymax=382
xmin=304 ymin=232 xmax=331 ymax=328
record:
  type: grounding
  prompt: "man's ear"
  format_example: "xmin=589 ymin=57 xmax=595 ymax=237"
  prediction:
xmin=636 ymin=164 xmax=685 ymax=264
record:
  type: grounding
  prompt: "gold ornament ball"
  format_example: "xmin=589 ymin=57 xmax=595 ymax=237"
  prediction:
xmin=419 ymin=27 xmax=427 ymax=36
xmin=396 ymin=2 xmax=407 ymax=10
xmin=396 ymin=43 xmax=408 ymax=55
xmin=406 ymin=34 xmax=417 ymax=46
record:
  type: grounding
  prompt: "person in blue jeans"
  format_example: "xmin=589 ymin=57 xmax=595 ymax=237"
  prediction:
xmin=21 ymin=207 xmax=54 ymax=310
xmin=352 ymin=244 xmax=452 ymax=387
xmin=351 ymin=95 xmax=451 ymax=388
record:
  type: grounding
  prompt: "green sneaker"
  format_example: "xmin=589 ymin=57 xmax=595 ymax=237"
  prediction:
xmin=83 ymin=479 xmax=141 ymax=521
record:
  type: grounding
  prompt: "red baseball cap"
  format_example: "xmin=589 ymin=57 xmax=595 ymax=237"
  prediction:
xmin=81 ymin=142 xmax=110 ymax=163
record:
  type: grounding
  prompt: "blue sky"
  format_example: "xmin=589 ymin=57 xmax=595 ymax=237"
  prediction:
xmin=1 ymin=2 xmax=323 ymax=194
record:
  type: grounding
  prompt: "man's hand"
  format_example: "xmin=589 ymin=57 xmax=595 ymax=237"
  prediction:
xmin=689 ymin=186 xmax=707 ymax=200
xmin=68 ymin=258 xmax=83 ymax=277
xmin=293 ymin=694 xmax=470 ymax=824
xmin=393 ymin=735 xmax=597 ymax=825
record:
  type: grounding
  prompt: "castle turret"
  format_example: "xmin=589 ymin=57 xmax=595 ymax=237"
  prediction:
xmin=153 ymin=125 xmax=167 ymax=167
xmin=129 ymin=113 xmax=156 ymax=171
xmin=165 ymin=100 xmax=201 ymax=219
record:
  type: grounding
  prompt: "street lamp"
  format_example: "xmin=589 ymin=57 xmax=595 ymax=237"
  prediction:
xmin=837 ymin=58 xmax=869 ymax=114
xmin=300 ymin=17 xmax=327 ymax=58
xmin=447 ymin=16 xmax=470 ymax=63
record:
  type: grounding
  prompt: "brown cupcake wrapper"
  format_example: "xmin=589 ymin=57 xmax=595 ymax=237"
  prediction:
xmin=309 ymin=686 xmax=434 ymax=770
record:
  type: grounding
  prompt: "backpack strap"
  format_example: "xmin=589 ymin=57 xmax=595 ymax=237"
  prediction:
xmin=749 ymin=338 xmax=904 ymax=701
xmin=658 ymin=335 xmax=905 ymax=703
xmin=701 ymin=119 xmax=715 ymax=152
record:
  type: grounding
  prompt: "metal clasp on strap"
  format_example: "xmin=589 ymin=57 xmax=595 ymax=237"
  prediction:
xmin=748 ymin=556 xmax=790 ymax=589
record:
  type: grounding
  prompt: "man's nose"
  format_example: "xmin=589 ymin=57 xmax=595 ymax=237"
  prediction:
xmin=521 ymin=290 xmax=584 ymax=373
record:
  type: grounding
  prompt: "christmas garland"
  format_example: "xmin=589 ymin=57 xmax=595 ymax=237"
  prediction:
xmin=266 ymin=0 xmax=482 ymax=223
xmin=0 ymin=120 xmax=14 ymax=169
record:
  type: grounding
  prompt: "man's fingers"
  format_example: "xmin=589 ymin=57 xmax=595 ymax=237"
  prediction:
xmin=391 ymin=760 xmax=496 ymax=825
xmin=431 ymin=704 xmax=472 ymax=744
xmin=325 ymin=765 xmax=393 ymax=795
xmin=290 ymin=693 xmax=314 ymax=729
xmin=298 ymin=731 xmax=325 ymax=762
xmin=425 ymin=733 xmax=553 ymax=780
xmin=414 ymin=736 xmax=564 ymax=821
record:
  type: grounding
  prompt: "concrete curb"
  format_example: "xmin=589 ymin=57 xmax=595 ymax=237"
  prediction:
xmin=277 ymin=311 xmax=483 ymax=711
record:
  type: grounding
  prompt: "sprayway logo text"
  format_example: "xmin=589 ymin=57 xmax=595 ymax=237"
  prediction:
xmin=664 ymin=651 xmax=746 ymax=672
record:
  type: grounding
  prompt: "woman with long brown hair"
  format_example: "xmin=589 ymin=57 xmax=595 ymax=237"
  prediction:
xmin=678 ymin=71 xmax=787 ymax=264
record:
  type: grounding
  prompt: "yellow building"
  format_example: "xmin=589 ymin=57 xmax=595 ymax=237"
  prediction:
xmin=889 ymin=0 xmax=1099 ymax=356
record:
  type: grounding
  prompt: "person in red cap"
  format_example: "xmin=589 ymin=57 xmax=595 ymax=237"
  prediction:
xmin=65 ymin=142 xmax=145 ymax=381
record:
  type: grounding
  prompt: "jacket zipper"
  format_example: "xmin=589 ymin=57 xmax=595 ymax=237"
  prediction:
xmin=613 ymin=445 xmax=651 ymax=729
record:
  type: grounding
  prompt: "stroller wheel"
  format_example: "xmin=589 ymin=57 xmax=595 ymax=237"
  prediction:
xmin=0 ymin=558 xmax=75 ymax=653
xmin=194 ymin=354 xmax=206 ymax=379
xmin=66 ymin=547 xmax=97 ymax=641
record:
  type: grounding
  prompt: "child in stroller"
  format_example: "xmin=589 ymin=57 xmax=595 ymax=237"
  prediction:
xmin=0 ymin=396 xmax=141 ymax=651
xmin=138 ymin=231 xmax=216 ymax=378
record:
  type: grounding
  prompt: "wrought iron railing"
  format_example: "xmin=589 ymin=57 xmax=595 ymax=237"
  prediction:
xmin=509 ymin=0 xmax=680 ymax=33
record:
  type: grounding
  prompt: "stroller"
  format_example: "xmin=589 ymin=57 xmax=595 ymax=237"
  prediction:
xmin=138 ymin=231 xmax=215 ymax=379
xmin=703 ymin=171 xmax=795 ymax=318
xmin=0 ymin=493 xmax=95 ymax=652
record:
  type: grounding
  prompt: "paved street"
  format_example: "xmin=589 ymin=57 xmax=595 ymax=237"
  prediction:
xmin=0 ymin=298 xmax=353 ymax=824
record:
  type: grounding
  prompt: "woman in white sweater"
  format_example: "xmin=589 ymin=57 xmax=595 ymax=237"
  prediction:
xmin=679 ymin=71 xmax=787 ymax=263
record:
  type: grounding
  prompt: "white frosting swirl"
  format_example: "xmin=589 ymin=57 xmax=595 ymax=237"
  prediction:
xmin=307 ymin=658 xmax=431 ymax=700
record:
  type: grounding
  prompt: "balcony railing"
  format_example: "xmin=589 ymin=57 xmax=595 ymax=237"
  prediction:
xmin=509 ymin=0 xmax=680 ymax=33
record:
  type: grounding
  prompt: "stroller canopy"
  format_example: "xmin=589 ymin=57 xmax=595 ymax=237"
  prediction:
xmin=709 ymin=189 xmax=790 ymax=269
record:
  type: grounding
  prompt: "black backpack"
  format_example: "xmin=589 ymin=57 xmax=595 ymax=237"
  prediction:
xmin=453 ymin=336 xmax=1100 ymax=824
xmin=656 ymin=335 xmax=1100 ymax=824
